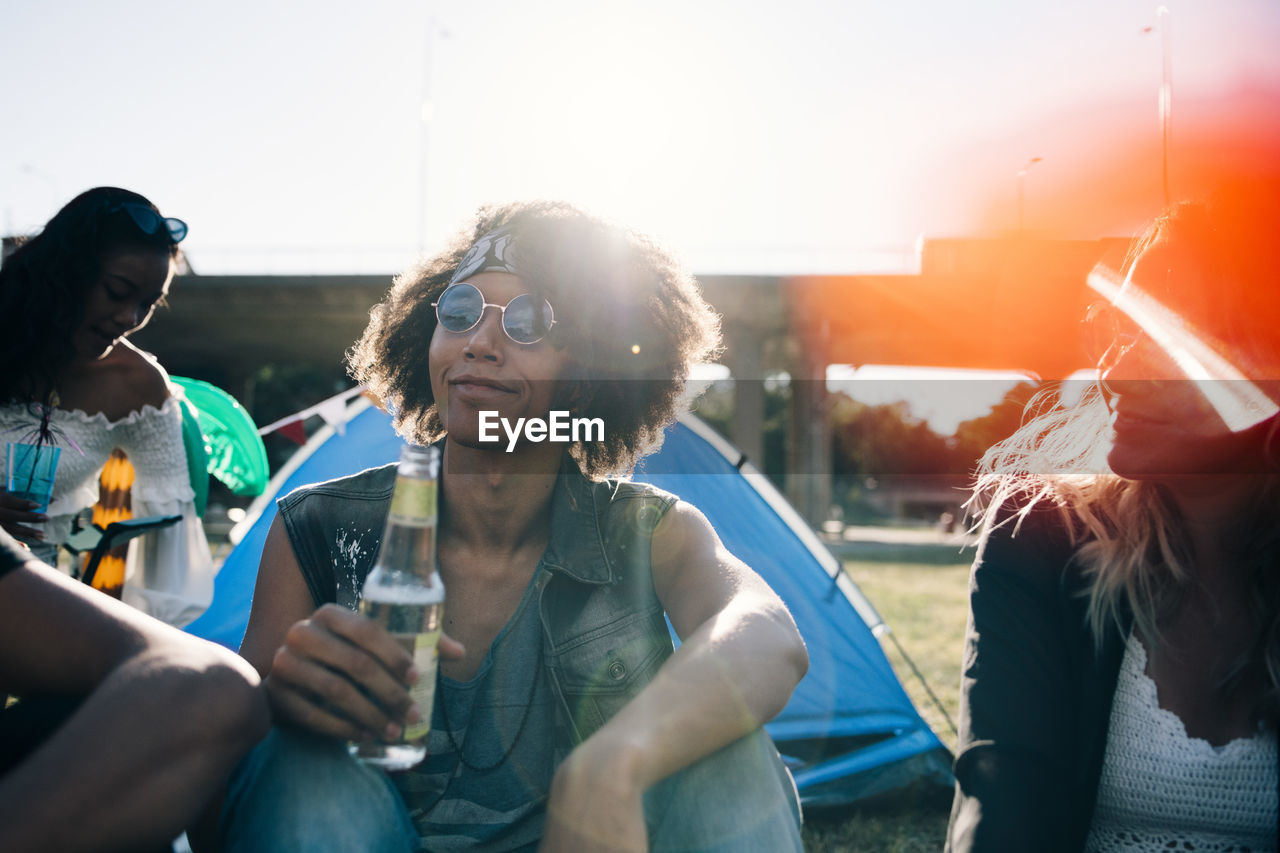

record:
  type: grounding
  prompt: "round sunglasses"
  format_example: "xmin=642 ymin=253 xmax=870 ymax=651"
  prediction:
xmin=432 ymin=282 xmax=556 ymax=345
xmin=109 ymin=202 xmax=188 ymax=244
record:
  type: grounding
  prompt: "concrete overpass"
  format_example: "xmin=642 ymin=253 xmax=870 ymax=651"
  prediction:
xmin=131 ymin=236 xmax=1128 ymax=525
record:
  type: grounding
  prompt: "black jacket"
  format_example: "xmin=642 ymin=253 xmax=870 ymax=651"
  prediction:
xmin=945 ymin=508 xmax=1279 ymax=852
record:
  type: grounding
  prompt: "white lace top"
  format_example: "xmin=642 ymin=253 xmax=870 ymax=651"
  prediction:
xmin=1086 ymin=631 xmax=1278 ymax=852
xmin=0 ymin=398 xmax=214 ymax=627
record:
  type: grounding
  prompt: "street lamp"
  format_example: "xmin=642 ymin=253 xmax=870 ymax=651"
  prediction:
xmin=418 ymin=4 xmax=447 ymax=254
xmin=1017 ymin=156 xmax=1043 ymax=232
xmin=1143 ymin=6 xmax=1172 ymax=208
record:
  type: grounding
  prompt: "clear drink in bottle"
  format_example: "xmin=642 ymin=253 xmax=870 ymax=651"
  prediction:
xmin=348 ymin=443 xmax=445 ymax=770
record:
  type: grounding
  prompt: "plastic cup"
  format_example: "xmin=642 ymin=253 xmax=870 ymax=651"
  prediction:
xmin=6 ymin=443 xmax=61 ymax=513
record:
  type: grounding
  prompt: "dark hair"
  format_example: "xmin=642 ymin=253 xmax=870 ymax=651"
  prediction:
xmin=348 ymin=200 xmax=722 ymax=477
xmin=0 ymin=187 xmax=181 ymax=403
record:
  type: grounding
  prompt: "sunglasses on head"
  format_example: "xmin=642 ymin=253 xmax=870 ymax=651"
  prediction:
xmin=109 ymin=202 xmax=188 ymax=244
xmin=432 ymin=282 xmax=556 ymax=345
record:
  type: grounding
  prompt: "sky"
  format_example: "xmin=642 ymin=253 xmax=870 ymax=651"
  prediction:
xmin=5 ymin=0 xmax=1280 ymax=427
xmin=6 ymin=0 xmax=1279 ymax=276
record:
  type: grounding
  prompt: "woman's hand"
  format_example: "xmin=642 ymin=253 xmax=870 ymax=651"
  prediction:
xmin=263 ymin=603 xmax=464 ymax=741
xmin=0 ymin=489 xmax=48 ymax=542
xmin=540 ymin=735 xmax=648 ymax=853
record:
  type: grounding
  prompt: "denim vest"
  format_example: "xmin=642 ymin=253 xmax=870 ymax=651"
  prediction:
xmin=277 ymin=455 xmax=677 ymax=752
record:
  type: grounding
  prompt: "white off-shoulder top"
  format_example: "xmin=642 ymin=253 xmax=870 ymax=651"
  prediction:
xmin=1 ymin=397 xmax=214 ymax=627
xmin=1086 ymin=631 xmax=1278 ymax=852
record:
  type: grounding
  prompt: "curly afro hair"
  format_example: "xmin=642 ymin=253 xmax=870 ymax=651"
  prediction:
xmin=347 ymin=200 xmax=721 ymax=478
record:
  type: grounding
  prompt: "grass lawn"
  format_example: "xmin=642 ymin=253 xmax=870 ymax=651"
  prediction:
xmin=800 ymin=557 xmax=972 ymax=852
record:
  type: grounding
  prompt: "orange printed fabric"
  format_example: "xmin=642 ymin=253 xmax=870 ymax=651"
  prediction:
xmin=83 ymin=448 xmax=133 ymax=599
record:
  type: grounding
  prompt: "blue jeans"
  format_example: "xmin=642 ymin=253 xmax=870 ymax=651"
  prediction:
xmin=221 ymin=727 xmax=802 ymax=852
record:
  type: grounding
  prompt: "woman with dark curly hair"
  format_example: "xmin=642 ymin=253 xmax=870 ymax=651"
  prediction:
xmin=0 ymin=187 xmax=214 ymax=627
xmin=217 ymin=201 xmax=808 ymax=852
xmin=948 ymin=182 xmax=1280 ymax=852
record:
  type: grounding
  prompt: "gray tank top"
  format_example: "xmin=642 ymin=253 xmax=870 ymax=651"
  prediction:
xmin=392 ymin=565 xmax=563 ymax=851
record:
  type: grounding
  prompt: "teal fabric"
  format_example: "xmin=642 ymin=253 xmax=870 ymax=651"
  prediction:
xmin=176 ymin=394 xmax=208 ymax=518
xmin=171 ymin=376 xmax=268 ymax=497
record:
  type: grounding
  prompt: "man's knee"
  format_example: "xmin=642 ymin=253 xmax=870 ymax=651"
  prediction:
xmin=220 ymin=727 xmax=415 ymax=853
xmin=645 ymin=728 xmax=803 ymax=852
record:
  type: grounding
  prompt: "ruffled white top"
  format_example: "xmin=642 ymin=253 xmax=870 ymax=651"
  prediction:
xmin=0 ymin=397 xmax=214 ymax=627
xmin=1086 ymin=631 xmax=1278 ymax=852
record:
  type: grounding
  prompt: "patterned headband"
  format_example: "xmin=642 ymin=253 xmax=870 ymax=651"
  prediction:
xmin=449 ymin=226 xmax=519 ymax=285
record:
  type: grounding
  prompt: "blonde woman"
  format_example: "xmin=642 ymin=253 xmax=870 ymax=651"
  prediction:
xmin=948 ymin=184 xmax=1280 ymax=852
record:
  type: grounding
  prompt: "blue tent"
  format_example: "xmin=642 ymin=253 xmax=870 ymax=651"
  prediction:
xmin=186 ymin=398 xmax=953 ymax=806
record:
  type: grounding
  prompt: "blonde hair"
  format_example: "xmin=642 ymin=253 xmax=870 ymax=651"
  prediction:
xmin=972 ymin=385 xmax=1200 ymax=649
xmin=972 ymin=386 xmax=1280 ymax=725
xmin=972 ymin=184 xmax=1280 ymax=722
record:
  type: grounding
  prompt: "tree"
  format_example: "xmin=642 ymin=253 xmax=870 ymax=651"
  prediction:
xmin=950 ymin=381 xmax=1040 ymax=472
xmin=830 ymin=395 xmax=956 ymax=477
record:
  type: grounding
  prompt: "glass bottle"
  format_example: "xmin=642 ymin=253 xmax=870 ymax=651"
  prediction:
xmin=348 ymin=443 xmax=445 ymax=770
